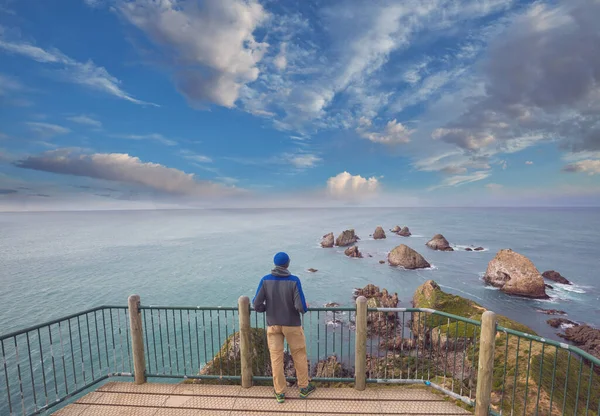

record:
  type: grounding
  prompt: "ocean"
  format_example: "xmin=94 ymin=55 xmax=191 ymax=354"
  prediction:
xmin=1 ymin=207 xmax=599 ymax=341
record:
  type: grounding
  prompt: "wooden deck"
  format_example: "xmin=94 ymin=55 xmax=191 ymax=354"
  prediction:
xmin=52 ymin=382 xmax=472 ymax=415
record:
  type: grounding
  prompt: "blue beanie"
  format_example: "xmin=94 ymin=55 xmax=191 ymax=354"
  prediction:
xmin=274 ymin=252 xmax=290 ymax=266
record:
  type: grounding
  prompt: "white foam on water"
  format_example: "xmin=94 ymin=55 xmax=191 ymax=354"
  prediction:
xmin=556 ymin=284 xmax=586 ymax=294
xmin=484 ymin=286 xmax=500 ymax=290
xmin=560 ymin=323 xmax=576 ymax=330
xmin=453 ymin=245 xmax=488 ymax=252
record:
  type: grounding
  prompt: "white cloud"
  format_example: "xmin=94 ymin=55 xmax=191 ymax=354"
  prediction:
xmin=0 ymin=37 xmax=157 ymax=106
xmin=525 ymin=160 xmax=533 ymax=165
xmin=179 ymin=149 xmax=213 ymax=163
xmin=562 ymin=160 xmax=600 ymax=176
xmin=113 ymin=134 xmax=177 ymax=146
xmin=0 ymin=72 xmax=22 ymax=95
xmin=14 ymin=149 xmax=234 ymax=196
xmin=67 ymin=115 xmax=102 ymax=128
xmin=25 ymin=122 xmax=71 ymax=138
xmin=429 ymin=170 xmax=491 ymax=190
xmin=117 ymin=0 xmax=268 ymax=108
xmin=486 ymin=183 xmax=504 ymax=190
xmin=274 ymin=42 xmax=287 ymax=71
xmin=327 ymin=171 xmax=379 ymax=197
xmin=286 ymin=153 xmax=321 ymax=168
xmin=357 ymin=119 xmax=413 ymax=144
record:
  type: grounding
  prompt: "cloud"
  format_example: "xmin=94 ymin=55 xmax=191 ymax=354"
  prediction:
xmin=429 ymin=170 xmax=491 ymax=190
xmin=117 ymin=0 xmax=268 ymax=108
xmin=25 ymin=122 xmax=71 ymax=138
xmin=179 ymin=149 xmax=213 ymax=164
xmin=113 ymin=133 xmax=177 ymax=146
xmin=357 ymin=119 xmax=413 ymax=145
xmin=67 ymin=115 xmax=102 ymax=128
xmin=562 ymin=160 xmax=600 ymax=176
xmin=273 ymin=42 xmax=287 ymax=71
xmin=431 ymin=0 xmax=600 ymax=157
xmin=525 ymin=160 xmax=534 ymax=165
xmin=0 ymin=36 xmax=158 ymax=106
xmin=286 ymin=153 xmax=321 ymax=168
xmin=485 ymin=183 xmax=504 ymax=190
xmin=13 ymin=149 xmax=235 ymax=196
xmin=0 ymin=72 xmax=22 ymax=95
xmin=326 ymin=171 xmax=379 ymax=197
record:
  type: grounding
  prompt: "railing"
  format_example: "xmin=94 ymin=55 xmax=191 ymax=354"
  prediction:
xmin=0 ymin=306 xmax=131 ymax=416
xmin=1 ymin=296 xmax=599 ymax=416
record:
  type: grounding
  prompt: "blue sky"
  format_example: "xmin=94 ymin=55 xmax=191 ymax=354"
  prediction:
xmin=1 ymin=0 xmax=599 ymax=210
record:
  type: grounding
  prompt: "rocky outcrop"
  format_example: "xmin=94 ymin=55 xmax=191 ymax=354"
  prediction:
xmin=397 ymin=226 xmax=411 ymax=237
xmin=373 ymin=226 xmax=386 ymax=239
xmin=312 ymin=355 xmax=352 ymax=378
xmin=474 ymin=247 xmax=484 ymax=251
xmin=344 ymin=246 xmax=363 ymax=258
xmin=320 ymin=232 xmax=334 ymax=248
xmin=536 ymin=308 xmax=567 ymax=315
xmin=388 ymin=244 xmax=430 ymax=269
xmin=307 ymin=268 xmax=318 ymax=273
xmin=354 ymin=284 xmax=399 ymax=336
xmin=483 ymin=249 xmax=548 ymax=299
xmin=335 ymin=229 xmax=359 ymax=246
xmin=425 ymin=234 xmax=454 ymax=251
xmin=545 ymin=284 xmax=554 ymax=290
xmin=379 ymin=260 xmax=385 ymax=264
xmin=391 ymin=225 xmax=401 ymax=233
xmin=542 ymin=270 xmax=572 ymax=285
xmin=465 ymin=248 xmax=473 ymax=251
xmin=324 ymin=302 xmax=340 ymax=307
xmin=558 ymin=325 xmax=600 ymax=360
xmin=547 ymin=318 xmax=578 ymax=328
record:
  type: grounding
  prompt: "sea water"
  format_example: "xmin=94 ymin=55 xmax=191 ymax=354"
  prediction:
xmin=1 ymin=207 xmax=599 ymax=341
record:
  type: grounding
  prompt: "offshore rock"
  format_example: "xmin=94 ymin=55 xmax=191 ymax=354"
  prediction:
xmin=542 ymin=270 xmax=572 ymax=285
xmin=391 ymin=225 xmax=401 ymax=233
xmin=336 ymin=229 xmax=359 ymax=247
xmin=397 ymin=226 xmax=412 ymax=237
xmin=425 ymin=234 xmax=454 ymax=251
xmin=388 ymin=244 xmax=430 ymax=269
xmin=558 ymin=325 xmax=600 ymax=360
xmin=321 ymin=232 xmax=334 ymax=248
xmin=536 ymin=308 xmax=567 ymax=315
xmin=307 ymin=268 xmax=318 ymax=273
xmin=483 ymin=249 xmax=548 ymax=299
xmin=344 ymin=246 xmax=363 ymax=258
xmin=373 ymin=226 xmax=386 ymax=240
xmin=547 ymin=318 xmax=578 ymax=328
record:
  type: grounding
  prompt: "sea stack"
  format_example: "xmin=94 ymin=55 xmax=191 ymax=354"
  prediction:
xmin=335 ymin=229 xmax=359 ymax=246
xmin=397 ymin=226 xmax=412 ymax=237
xmin=483 ymin=249 xmax=548 ymax=298
xmin=373 ymin=226 xmax=386 ymax=240
xmin=425 ymin=234 xmax=454 ymax=251
xmin=388 ymin=244 xmax=430 ymax=269
xmin=320 ymin=232 xmax=334 ymax=248
xmin=391 ymin=225 xmax=401 ymax=233
xmin=542 ymin=270 xmax=572 ymax=285
xmin=344 ymin=246 xmax=363 ymax=258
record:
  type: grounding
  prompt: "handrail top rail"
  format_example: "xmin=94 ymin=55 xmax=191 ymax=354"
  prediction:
xmin=2 ymin=304 xmax=598 ymax=367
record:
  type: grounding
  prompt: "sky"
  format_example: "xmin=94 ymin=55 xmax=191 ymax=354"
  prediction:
xmin=0 ymin=0 xmax=599 ymax=210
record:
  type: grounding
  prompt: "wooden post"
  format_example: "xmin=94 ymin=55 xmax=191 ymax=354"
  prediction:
xmin=475 ymin=311 xmax=497 ymax=416
xmin=238 ymin=296 xmax=252 ymax=388
xmin=128 ymin=295 xmax=146 ymax=384
xmin=354 ymin=296 xmax=367 ymax=391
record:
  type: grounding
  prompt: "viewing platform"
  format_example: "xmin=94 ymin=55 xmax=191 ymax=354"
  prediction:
xmin=1 ymin=292 xmax=598 ymax=416
xmin=53 ymin=381 xmax=471 ymax=415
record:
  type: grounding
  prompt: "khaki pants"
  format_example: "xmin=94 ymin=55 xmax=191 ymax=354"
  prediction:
xmin=267 ymin=325 xmax=309 ymax=393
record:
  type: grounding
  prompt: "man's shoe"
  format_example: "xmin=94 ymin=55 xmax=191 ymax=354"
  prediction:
xmin=299 ymin=383 xmax=316 ymax=398
xmin=274 ymin=391 xmax=285 ymax=403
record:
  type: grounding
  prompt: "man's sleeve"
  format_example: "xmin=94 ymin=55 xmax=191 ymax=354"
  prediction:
xmin=252 ymin=278 xmax=266 ymax=313
xmin=293 ymin=278 xmax=308 ymax=314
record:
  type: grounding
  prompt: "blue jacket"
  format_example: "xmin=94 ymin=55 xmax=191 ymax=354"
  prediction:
xmin=252 ymin=273 xmax=308 ymax=326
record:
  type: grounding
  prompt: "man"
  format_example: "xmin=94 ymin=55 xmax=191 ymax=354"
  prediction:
xmin=253 ymin=252 xmax=316 ymax=403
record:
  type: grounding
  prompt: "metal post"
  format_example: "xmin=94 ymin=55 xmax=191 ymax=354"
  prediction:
xmin=128 ymin=295 xmax=146 ymax=384
xmin=475 ymin=311 xmax=497 ymax=416
xmin=355 ymin=296 xmax=367 ymax=391
xmin=238 ymin=296 xmax=253 ymax=388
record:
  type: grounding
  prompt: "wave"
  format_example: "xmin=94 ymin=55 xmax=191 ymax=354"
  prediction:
xmin=453 ymin=245 xmax=488 ymax=252
xmin=555 ymin=284 xmax=586 ymax=294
